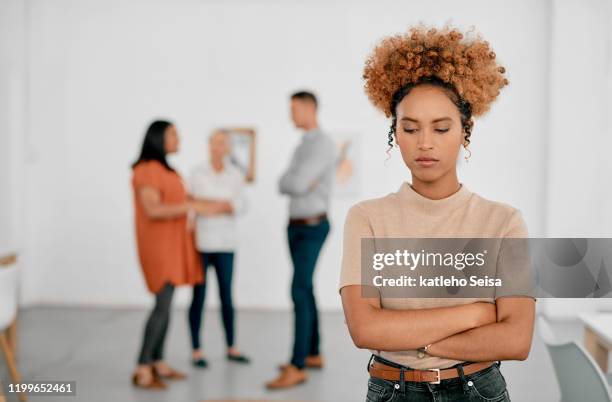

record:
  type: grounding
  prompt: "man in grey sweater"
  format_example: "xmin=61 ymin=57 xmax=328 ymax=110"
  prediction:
xmin=267 ymin=91 xmax=337 ymax=389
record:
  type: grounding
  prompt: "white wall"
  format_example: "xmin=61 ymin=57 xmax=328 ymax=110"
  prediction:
xmin=0 ymin=0 xmax=27 ymax=276
xmin=15 ymin=0 xmax=550 ymax=310
xmin=540 ymin=0 xmax=612 ymax=319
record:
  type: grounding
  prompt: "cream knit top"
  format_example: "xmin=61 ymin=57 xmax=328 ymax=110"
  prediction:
xmin=339 ymin=182 xmax=530 ymax=369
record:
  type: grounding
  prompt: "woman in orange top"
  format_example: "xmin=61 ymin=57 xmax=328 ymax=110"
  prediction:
xmin=131 ymin=120 xmax=203 ymax=389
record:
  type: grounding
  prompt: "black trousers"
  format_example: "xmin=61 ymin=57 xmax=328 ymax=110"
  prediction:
xmin=188 ymin=252 xmax=236 ymax=350
xmin=137 ymin=283 xmax=174 ymax=365
xmin=288 ymin=219 xmax=330 ymax=368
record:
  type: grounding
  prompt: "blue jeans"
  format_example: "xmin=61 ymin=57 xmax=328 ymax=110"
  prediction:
xmin=287 ymin=219 xmax=330 ymax=368
xmin=188 ymin=252 xmax=235 ymax=349
xmin=366 ymin=358 xmax=511 ymax=402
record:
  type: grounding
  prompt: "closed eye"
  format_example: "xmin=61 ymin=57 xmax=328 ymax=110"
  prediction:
xmin=403 ymin=128 xmax=449 ymax=134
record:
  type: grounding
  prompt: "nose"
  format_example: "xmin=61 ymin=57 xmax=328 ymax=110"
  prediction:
xmin=416 ymin=129 xmax=434 ymax=150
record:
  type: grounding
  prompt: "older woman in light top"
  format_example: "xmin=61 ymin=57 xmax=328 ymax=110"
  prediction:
xmin=187 ymin=129 xmax=254 ymax=367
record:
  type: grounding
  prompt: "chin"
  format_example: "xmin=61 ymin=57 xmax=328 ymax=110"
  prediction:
xmin=411 ymin=170 xmax=442 ymax=184
xmin=416 ymin=176 xmax=441 ymax=184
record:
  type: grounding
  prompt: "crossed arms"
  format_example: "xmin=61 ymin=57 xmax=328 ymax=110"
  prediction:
xmin=340 ymin=285 xmax=535 ymax=362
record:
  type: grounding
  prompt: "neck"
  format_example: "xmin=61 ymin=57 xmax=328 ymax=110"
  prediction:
xmin=410 ymin=171 xmax=460 ymax=200
xmin=302 ymin=120 xmax=319 ymax=132
xmin=211 ymin=157 xmax=224 ymax=172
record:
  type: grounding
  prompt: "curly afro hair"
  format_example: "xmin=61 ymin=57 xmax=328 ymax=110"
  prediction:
xmin=363 ymin=25 xmax=508 ymax=121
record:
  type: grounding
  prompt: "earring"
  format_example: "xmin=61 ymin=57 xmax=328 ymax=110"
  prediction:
xmin=463 ymin=144 xmax=472 ymax=162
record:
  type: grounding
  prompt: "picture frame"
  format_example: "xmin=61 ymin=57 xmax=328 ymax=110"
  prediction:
xmin=221 ymin=127 xmax=257 ymax=183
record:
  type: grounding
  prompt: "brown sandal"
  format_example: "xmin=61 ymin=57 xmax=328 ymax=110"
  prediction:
xmin=152 ymin=366 xmax=187 ymax=381
xmin=131 ymin=373 xmax=167 ymax=390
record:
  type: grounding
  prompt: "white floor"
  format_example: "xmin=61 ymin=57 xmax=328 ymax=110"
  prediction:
xmin=1 ymin=307 xmax=584 ymax=401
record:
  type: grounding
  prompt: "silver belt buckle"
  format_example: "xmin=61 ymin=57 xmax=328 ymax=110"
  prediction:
xmin=428 ymin=368 xmax=441 ymax=384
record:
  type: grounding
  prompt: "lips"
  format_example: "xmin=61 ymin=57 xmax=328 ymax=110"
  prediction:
xmin=415 ymin=157 xmax=439 ymax=167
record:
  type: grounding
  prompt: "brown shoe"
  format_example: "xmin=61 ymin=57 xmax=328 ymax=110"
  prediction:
xmin=305 ymin=355 xmax=324 ymax=369
xmin=152 ymin=366 xmax=187 ymax=381
xmin=278 ymin=355 xmax=324 ymax=370
xmin=132 ymin=373 xmax=167 ymax=390
xmin=266 ymin=364 xmax=307 ymax=389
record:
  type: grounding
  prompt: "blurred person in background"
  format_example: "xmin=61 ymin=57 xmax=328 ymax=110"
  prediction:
xmin=130 ymin=120 xmax=204 ymax=390
xmin=187 ymin=128 xmax=255 ymax=368
xmin=266 ymin=91 xmax=337 ymax=389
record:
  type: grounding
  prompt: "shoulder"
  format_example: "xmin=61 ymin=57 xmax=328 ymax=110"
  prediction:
xmin=470 ymin=192 xmax=521 ymax=220
xmin=304 ymin=131 xmax=334 ymax=149
xmin=317 ymin=131 xmax=337 ymax=149
xmin=342 ymin=193 xmax=398 ymax=238
xmin=470 ymin=192 xmax=527 ymax=236
xmin=345 ymin=191 xmax=399 ymax=221
xmin=133 ymin=160 xmax=167 ymax=176
xmin=132 ymin=160 xmax=176 ymax=188
xmin=307 ymin=132 xmax=336 ymax=161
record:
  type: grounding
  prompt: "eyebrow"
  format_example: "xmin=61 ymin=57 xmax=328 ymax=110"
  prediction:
xmin=400 ymin=117 xmax=453 ymax=123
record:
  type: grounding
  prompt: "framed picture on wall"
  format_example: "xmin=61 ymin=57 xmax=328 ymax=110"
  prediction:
xmin=222 ymin=127 xmax=256 ymax=183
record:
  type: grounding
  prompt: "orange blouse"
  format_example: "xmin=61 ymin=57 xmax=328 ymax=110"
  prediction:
xmin=132 ymin=160 xmax=203 ymax=294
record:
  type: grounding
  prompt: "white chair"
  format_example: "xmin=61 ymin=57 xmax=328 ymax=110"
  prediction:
xmin=538 ymin=315 xmax=612 ymax=402
xmin=0 ymin=254 xmax=26 ymax=402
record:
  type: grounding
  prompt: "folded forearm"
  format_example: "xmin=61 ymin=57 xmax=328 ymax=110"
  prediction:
xmin=352 ymin=304 xmax=483 ymax=351
xmin=279 ymin=173 xmax=306 ymax=195
xmin=427 ymin=321 xmax=531 ymax=361
xmin=279 ymin=163 xmax=324 ymax=195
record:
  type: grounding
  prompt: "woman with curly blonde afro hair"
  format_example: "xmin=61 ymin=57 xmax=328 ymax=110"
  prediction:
xmin=339 ymin=26 xmax=535 ymax=401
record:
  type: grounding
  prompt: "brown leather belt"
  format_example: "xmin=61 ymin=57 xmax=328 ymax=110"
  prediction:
xmin=289 ymin=213 xmax=327 ymax=226
xmin=369 ymin=359 xmax=495 ymax=384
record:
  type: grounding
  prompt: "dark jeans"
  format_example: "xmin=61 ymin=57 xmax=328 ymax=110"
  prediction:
xmin=188 ymin=252 xmax=235 ymax=350
xmin=366 ymin=357 xmax=510 ymax=402
xmin=138 ymin=283 xmax=174 ymax=364
xmin=288 ymin=219 xmax=330 ymax=369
